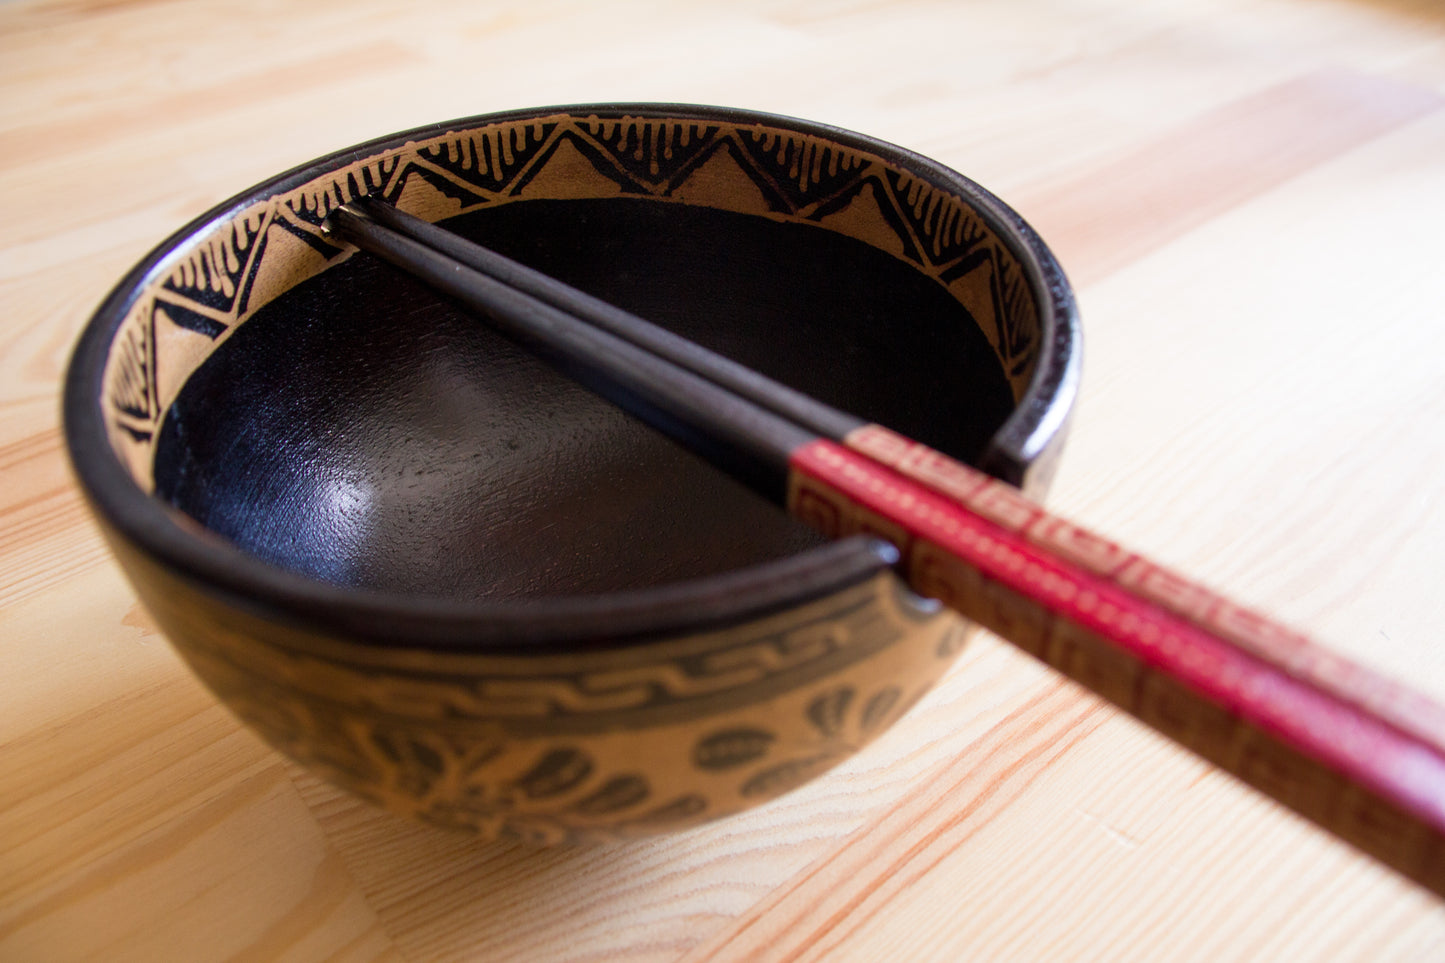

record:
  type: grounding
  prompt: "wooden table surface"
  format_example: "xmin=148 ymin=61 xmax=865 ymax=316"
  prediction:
xmin=4 ymin=0 xmax=1445 ymax=959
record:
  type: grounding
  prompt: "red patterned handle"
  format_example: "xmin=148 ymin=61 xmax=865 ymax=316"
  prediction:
xmin=788 ymin=431 xmax=1445 ymax=895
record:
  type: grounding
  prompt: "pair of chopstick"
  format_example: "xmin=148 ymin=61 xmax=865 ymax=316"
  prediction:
xmin=323 ymin=196 xmax=1445 ymax=896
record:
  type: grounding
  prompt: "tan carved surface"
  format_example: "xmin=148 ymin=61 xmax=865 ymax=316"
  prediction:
xmin=5 ymin=1 xmax=1445 ymax=960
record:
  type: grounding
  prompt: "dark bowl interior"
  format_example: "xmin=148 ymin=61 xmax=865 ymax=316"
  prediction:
xmin=150 ymin=198 xmax=1015 ymax=601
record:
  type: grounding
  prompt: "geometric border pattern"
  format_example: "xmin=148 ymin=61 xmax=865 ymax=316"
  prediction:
xmin=101 ymin=111 xmax=1041 ymax=489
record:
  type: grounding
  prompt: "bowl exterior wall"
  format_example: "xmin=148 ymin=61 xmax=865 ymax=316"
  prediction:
xmin=110 ymin=525 xmax=963 ymax=838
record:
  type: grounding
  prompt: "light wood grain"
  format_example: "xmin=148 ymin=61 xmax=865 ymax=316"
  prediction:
xmin=3 ymin=0 xmax=1445 ymax=959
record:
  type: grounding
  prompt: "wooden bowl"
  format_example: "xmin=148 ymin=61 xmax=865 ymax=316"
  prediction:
xmin=63 ymin=104 xmax=1079 ymax=840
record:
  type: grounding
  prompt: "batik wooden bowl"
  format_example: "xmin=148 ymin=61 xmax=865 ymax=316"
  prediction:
xmin=63 ymin=104 xmax=1080 ymax=841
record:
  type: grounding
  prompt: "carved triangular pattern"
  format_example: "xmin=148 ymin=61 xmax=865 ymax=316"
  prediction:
xmin=103 ymin=114 xmax=1043 ymax=474
xmin=730 ymin=127 xmax=873 ymax=213
xmin=572 ymin=117 xmax=725 ymax=192
xmin=104 ymin=300 xmax=157 ymax=447
xmin=883 ymin=171 xmax=994 ymax=270
xmin=159 ymin=208 xmax=269 ymax=315
xmin=505 ymin=129 xmax=655 ymax=198
xmin=807 ymin=173 xmax=924 ymax=264
xmin=413 ymin=120 xmax=564 ymax=194
xmin=384 ymin=160 xmax=496 ymax=210
xmin=939 ymin=245 xmax=1039 ymax=383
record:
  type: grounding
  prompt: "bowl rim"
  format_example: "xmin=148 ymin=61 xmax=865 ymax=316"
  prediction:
xmin=62 ymin=101 xmax=1080 ymax=653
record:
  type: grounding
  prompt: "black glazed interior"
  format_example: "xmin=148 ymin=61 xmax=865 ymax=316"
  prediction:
xmin=152 ymin=199 xmax=1015 ymax=600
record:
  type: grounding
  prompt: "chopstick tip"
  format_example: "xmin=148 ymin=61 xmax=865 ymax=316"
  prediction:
xmin=320 ymin=200 xmax=373 ymax=244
